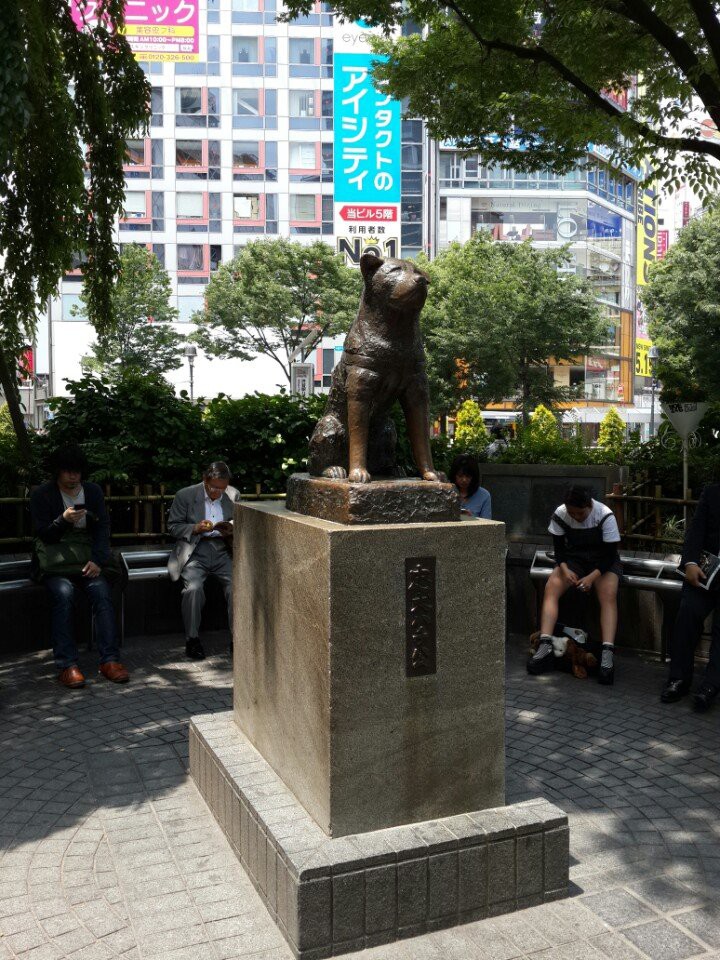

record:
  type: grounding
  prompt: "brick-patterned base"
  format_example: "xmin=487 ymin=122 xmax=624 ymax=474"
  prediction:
xmin=190 ymin=713 xmax=569 ymax=959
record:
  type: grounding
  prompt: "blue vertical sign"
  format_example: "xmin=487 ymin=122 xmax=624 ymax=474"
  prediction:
xmin=333 ymin=53 xmax=401 ymax=203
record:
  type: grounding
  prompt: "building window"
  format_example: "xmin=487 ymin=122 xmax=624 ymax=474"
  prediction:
xmin=210 ymin=245 xmax=222 ymax=271
xmin=233 ymin=141 xmax=260 ymax=166
xmin=123 ymin=191 xmax=147 ymax=218
xmin=178 ymin=295 xmax=205 ymax=322
xmin=290 ymin=143 xmax=316 ymax=168
xmin=321 ymin=39 xmax=333 ymax=65
xmin=290 ymin=194 xmax=316 ymax=220
xmin=124 ymin=139 xmax=145 ymax=165
xmin=150 ymin=87 xmax=163 ymax=126
xmin=176 ymin=141 xmax=203 ymax=166
xmin=233 ymin=194 xmax=261 ymax=219
xmin=177 ymin=245 xmax=205 ymax=271
xmin=233 ymin=37 xmax=259 ymax=62
xmin=176 ymin=88 xmax=203 ymax=115
xmin=233 ymin=89 xmax=260 ymax=116
xmin=289 ymin=91 xmax=315 ymax=117
xmin=62 ymin=294 xmax=82 ymax=320
xmin=177 ymin=193 xmax=205 ymax=218
xmin=233 ymin=0 xmax=260 ymax=9
xmin=289 ymin=38 xmax=314 ymax=64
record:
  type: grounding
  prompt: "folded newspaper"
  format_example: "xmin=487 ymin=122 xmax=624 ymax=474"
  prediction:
xmin=685 ymin=551 xmax=720 ymax=590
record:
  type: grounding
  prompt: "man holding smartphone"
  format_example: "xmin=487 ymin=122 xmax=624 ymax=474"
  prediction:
xmin=30 ymin=446 xmax=128 ymax=689
xmin=167 ymin=461 xmax=240 ymax=660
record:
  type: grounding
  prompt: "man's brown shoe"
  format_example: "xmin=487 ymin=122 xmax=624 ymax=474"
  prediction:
xmin=59 ymin=666 xmax=86 ymax=689
xmin=99 ymin=662 xmax=130 ymax=684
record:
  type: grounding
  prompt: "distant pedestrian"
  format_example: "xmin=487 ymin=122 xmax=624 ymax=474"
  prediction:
xmin=661 ymin=483 xmax=720 ymax=711
xmin=486 ymin=425 xmax=509 ymax=459
xmin=449 ymin=453 xmax=491 ymax=519
xmin=30 ymin=446 xmax=128 ymax=689
xmin=167 ymin=462 xmax=240 ymax=660
xmin=528 ymin=485 xmax=621 ymax=685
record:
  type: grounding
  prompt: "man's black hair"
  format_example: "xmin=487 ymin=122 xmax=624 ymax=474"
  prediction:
xmin=449 ymin=453 xmax=480 ymax=497
xmin=563 ymin=484 xmax=593 ymax=509
xmin=50 ymin=445 xmax=88 ymax=479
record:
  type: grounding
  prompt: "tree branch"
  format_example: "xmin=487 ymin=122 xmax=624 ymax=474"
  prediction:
xmin=609 ymin=0 xmax=720 ymax=125
xmin=441 ymin=0 xmax=720 ymax=160
xmin=686 ymin=0 xmax=720 ymax=77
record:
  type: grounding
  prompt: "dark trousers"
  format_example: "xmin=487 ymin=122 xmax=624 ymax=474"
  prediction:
xmin=669 ymin=582 xmax=720 ymax=687
xmin=44 ymin=575 xmax=120 ymax=670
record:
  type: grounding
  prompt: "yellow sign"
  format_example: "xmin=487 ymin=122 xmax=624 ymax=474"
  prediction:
xmin=636 ymin=176 xmax=658 ymax=286
xmin=635 ymin=337 xmax=652 ymax=378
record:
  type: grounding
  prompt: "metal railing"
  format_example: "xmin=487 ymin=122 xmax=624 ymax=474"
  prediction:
xmin=0 ymin=485 xmax=286 ymax=550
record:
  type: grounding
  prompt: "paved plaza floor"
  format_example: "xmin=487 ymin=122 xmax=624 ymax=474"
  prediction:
xmin=2 ymin=633 xmax=720 ymax=960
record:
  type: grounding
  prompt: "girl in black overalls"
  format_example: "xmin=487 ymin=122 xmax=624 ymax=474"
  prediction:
xmin=528 ymin=485 xmax=622 ymax=685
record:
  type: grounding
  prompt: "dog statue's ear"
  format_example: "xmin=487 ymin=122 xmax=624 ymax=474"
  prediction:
xmin=360 ymin=252 xmax=385 ymax=281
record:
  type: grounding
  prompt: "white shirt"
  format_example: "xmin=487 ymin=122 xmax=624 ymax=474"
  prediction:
xmin=548 ymin=500 xmax=620 ymax=543
xmin=61 ymin=488 xmax=87 ymax=529
xmin=203 ymin=491 xmax=224 ymax=537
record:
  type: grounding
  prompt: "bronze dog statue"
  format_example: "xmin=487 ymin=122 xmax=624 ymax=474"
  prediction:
xmin=308 ymin=252 xmax=440 ymax=483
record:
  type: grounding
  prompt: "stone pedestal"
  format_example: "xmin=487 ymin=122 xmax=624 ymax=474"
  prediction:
xmin=189 ymin=498 xmax=570 ymax=958
xmin=286 ymin=473 xmax=461 ymax=525
xmin=233 ymin=501 xmax=506 ymax=837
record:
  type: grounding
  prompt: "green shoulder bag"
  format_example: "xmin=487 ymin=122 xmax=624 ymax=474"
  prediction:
xmin=34 ymin=529 xmax=93 ymax=577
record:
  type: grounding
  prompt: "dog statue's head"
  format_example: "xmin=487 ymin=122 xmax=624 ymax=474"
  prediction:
xmin=359 ymin=252 xmax=430 ymax=313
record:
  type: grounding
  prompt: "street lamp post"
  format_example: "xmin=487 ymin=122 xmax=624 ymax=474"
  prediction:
xmin=648 ymin=344 xmax=660 ymax=438
xmin=184 ymin=344 xmax=197 ymax=401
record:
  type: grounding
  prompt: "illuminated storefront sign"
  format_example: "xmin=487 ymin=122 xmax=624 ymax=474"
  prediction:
xmin=71 ymin=0 xmax=200 ymax=62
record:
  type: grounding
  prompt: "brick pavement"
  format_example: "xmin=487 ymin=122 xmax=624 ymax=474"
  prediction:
xmin=1 ymin=633 xmax=720 ymax=960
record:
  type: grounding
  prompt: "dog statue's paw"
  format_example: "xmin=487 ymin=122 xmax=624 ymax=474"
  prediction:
xmin=348 ymin=467 xmax=372 ymax=483
xmin=421 ymin=470 xmax=441 ymax=482
xmin=322 ymin=466 xmax=347 ymax=480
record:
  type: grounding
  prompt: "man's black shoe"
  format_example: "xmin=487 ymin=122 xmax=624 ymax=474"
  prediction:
xmin=660 ymin=678 xmax=691 ymax=703
xmin=693 ymin=683 xmax=719 ymax=713
xmin=185 ymin=637 xmax=206 ymax=661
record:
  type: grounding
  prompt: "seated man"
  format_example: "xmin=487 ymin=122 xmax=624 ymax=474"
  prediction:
xmin=30 ymin=445 xmax=128 ymax=689
xmin=167 ymin=462 xmax=240 ymax=660
xmin=661 ymin=482 xmax=720 ymax=711
xmin=528 ymin=484 xmax=622 ymax=685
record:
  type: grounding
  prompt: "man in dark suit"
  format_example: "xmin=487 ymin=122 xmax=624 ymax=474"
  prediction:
xmin=661 ymin=482 xmax=720 ymax=711
xmin=167 ymin=461 xmax=240 ymax=660
xmin=30 ymin=446 xmax=128 ymax=689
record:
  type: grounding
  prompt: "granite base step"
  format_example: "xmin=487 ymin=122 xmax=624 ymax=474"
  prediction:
xmin=190 ymin=712 xmax=569 ymax=959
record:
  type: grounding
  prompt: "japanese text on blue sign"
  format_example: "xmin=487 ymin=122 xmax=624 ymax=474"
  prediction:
xmin=333 ymin=53 xmax=401 ymax=203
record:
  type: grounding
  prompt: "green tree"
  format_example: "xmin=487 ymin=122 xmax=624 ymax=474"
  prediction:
xmin=282 ymin=0 xmax=720 ymax=195
xmin=41 ymin=372 xmax=206 ymax=488
xmin=598 ymin=406 xmax=626 ymax=459
xmin=453 ymin=399 xmax=490 ymax=452
xmin=421 ymin=234 xmax=605 ymax=425
xmin=526 ymin=404 xmax=560 ymax=443
xmin=0 ymin=2 xmax=149 ymax=457
xmin=192 ymin=238 xmax=362 ymax=383
xmin=644 ymin=201 xmax=720 ymax=401
xmin=74 ymin=245 xmax=184 ymax=379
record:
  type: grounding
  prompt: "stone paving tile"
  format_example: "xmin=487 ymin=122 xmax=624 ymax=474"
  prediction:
xmin=621 ymin=919 xmax=709 ymax=960
xmin=3 ymin=633 xmax=720 ymax=960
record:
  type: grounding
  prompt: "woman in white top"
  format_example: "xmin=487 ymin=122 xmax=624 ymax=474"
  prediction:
xmin=528 ymin=484 xmax=622 ymax=685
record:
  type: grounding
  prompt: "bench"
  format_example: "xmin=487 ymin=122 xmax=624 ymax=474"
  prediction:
xmin=119 ymin=549 xmax=171 ymax=643
xmin=529 ymin=550 xmax=684 ymax=661
xmin=0 ymin=557 xmax=100 ymax=648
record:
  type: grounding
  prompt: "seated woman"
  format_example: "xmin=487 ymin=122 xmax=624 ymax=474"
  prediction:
xmin=528 ymin=484 xmax=621 ymax=685
xmin=449 ymin=453 xmax=491 ymax=519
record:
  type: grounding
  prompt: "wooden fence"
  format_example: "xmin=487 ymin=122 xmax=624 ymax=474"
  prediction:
xmin=606 ymin=479 xmax=696 ymax=552
xmin=0 ymin=485 xmax=285 ymax=551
